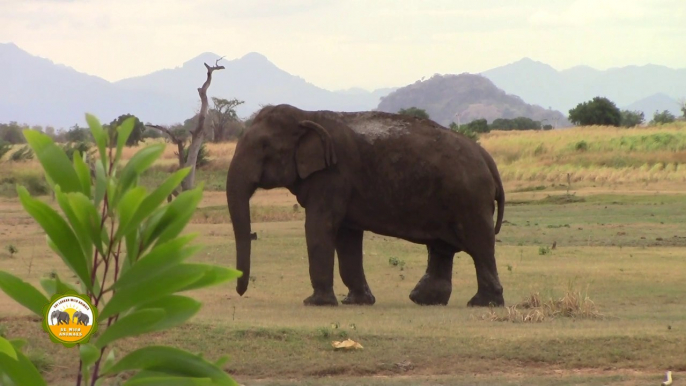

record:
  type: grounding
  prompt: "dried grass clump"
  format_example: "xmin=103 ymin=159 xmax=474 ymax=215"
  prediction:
xmin=479 ymin=287 xmax=602 ymax=323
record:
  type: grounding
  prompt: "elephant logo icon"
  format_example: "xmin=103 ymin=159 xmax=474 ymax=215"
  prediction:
xmin=42 ymin=292 xmax=98 ymax=348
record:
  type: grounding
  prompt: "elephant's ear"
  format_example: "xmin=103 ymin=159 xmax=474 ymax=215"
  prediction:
xmin=295 ymin=120 xmax=337 ymax=179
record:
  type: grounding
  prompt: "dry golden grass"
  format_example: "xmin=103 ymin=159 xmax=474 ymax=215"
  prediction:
xmin=479 ymin=286 xmax=602 ymax=323
xmin=480 ymin=122 xmax=686 ymax=184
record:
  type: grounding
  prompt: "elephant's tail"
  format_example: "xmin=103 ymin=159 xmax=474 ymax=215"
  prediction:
xmin=480 ymin=146 xmax=505 ymax=235
xmin=494 ymin=175 xmax=505 ymax=235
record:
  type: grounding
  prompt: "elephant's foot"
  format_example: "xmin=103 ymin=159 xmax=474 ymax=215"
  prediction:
xmin=409 ymin=274 xmax=452 ymax=306
xmin=303 ymin=289 xmax=338 ymax=306
xmin=342 ymin=286 xmax=376 ymax=305
xmin=467 ymin=291 xmax=504 ymax=307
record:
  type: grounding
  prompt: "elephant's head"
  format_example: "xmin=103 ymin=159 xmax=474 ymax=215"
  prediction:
xmin=73 ymin=311 xmax=82 ymax=322
xmin=226 ymin=105 xmax=337 ymax=296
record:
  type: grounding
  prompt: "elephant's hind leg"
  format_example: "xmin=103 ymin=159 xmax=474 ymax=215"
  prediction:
xmin=409 ymin=241 xmax=455 ymax=305
xmin=336 ymin=227 xmax=375 ymax=305
xmin=462 ymin=218 xmax=504 ymax=307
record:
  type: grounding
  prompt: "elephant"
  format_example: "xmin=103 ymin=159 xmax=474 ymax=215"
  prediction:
xmin=226 ymin=104 xmax=505 ymax=307
xmin=51 ymin=310 xmax=70 ymax=325
xmin=72 ymin=311 xmax=89 ymax=326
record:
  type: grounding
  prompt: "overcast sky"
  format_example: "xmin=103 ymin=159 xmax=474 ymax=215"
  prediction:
xmin=1 ymin=0 xmax=685 ymax=90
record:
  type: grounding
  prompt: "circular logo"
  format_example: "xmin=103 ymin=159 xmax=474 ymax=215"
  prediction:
xmin=42 ymin=291 xmax=98 ymax=347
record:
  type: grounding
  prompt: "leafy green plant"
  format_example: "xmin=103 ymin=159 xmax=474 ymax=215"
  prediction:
xmin=61 ymin=141 xmax=93 ymax=162
xmin=9 ymin=145 xmax=34 ymax=162
xmin=0 ymin=114 xmax=241 ymax=385
xmin=538 ymin=246 xmax=551 ymax=255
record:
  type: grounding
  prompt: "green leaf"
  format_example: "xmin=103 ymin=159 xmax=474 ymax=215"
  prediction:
xmin=86 ymin=113 xmax=108 ymax=167
xmin=8 ymin=339 xmax=27 ymax=352
xmin=0 ymin=338 xmax=47 ymax=386
xmin=99 ymin=264 xmax=207 ymax=320
xmin=119 ymin=144 xmax=165 ymax=194
xmin=54 ymin=187 xmax=93 ymax=266
xmin=94 ymin=159 xmax=107 ymax=208
xmin=139 ymin=206 xmax=169 ymax=252
xmin=124 ymin=375 xmax=214 ymax=385
xmin=67 ymin=192 xmax=104 ymax=257
xmin=132 ymin=295 xmax=201 ymax=332
xmin=39 ymin=274 xmax=79 ymax=298
xmin=102 ymin=346 xmax=237 ymax=385
xmin=17 ymin=187 xmax=91 ymax=290
xmin=0 ymin=337 xmax=17 ymax=360
xmin=118 ymin=168 xmax=190 ymax=238
xmin=148 ymin=185 xmax=203 ymax=247
xmin=115 ymin=186 xmax=148 ymax=240
xmin=102 ymin=349 xmax=116 ymax=373
xmin=123 ymin=227 xmax=139 ymax=271
xmin=0 ymin=271 xmax=49 ymax=316
xmin=213 ymin=355 xmax=230 ymax=368
xmin=95 ymin=309 xmax=165 ymax=349
xmin=79 ymin=343 xmax=100 ymax=367
xmin=73 ymin=151 xmax=92 ymax=197
xmin=115 ymin=117 xmax=136 ymax=165
xmin=178 ymin=265 xmax=243 ymax=293
xmin=114 ymin=234 xmax=198 ymax=291
xmin=22 ymin=130 xmax=82 ymax=193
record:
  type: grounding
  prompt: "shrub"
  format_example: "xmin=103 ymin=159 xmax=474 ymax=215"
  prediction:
xmin=0 ymin=141 xmax=11 ymax=160
xmin=0 ymin=114 xmax=242 ymax=385
xmin=183 ymin=142 xmax=211 ymax=168
xmin=575 ymin=140 xmax=588 ymax=152
xmin=9 ymin=145 xmax=34 ymax=162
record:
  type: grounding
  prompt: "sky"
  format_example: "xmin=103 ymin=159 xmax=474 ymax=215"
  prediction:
xmin=1 ymin=0 xmax=685 ymax=91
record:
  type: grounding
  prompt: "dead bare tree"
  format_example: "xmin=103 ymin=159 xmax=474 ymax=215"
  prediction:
xmin=146 ymin=58 xmax=225 ymax=193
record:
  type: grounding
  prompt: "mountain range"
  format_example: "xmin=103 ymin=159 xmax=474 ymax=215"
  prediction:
xmin=481 ymin=58 xmax=685 ymax=119
xmin=1 ymin=42 xmax=684 ymax=128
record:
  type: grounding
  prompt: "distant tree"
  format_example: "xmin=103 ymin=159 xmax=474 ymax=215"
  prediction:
xmin=568 ymin=97 xmax=621 ymax=126
xmin=109 ymin=114 xmax=146 ymax=146
xmin=0 ymin=122 xmax=26 ymax=144
xmin=44 ymin=126 xmax=56 ymax=138
xmin=449 ymin=122 xmax=478 ymax=142
xmin=64 ymin=124 xmax=92 ymax=143
xmin=465 ymin=118 xmax=490 ymax=133
xmin=620 ymin=110 xmax=645 ymax=127
xmin=490 ymin=117 xmax=541 ymax=131
xmin=679 ymin=100 xmax=686 ymax=119
xmin=650 ymin=110 xmax=676 ymax=125
xmin=397 ymin=107 xmax=430 ymax=120
xmin=209 ymin=97 xmax=244 ymax=142
xmin=542 ymin=124 xmax=553 ymax=130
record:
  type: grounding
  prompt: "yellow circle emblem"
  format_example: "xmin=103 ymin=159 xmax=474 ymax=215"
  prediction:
xmin=42 ymin=291 xmax=98 ymax=348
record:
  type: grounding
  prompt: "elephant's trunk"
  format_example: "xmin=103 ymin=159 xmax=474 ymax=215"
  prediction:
xmin=226 ymin=151 xmax=258 ymax=296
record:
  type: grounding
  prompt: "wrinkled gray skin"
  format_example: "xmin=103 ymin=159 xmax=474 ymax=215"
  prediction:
xmin=226 ymin=104 xmax=505 ymax=307
xmin=51 ymin=310 xmax=70 ymax=325
xmin=72 ymin=311 xmax=89 ymax=326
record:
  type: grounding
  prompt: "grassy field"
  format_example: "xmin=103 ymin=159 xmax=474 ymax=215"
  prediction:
xmin=1 ymin=124 xmax=685 ymax=385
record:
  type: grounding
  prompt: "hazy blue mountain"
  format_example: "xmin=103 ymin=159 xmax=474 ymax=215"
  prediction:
xmin=623 ymin=93 xmax=682 ymax=119
xmin=0 ymin=42 xmax=177 ymax=128
xmin=0 ymin=43 xmax=394 ymax=128
xmin=114 ymin=51 xmax=394 ymax=121
xmin=376 ymin=73 xmax=570 ymax=128
xmin=482 ymin=58 xmax=686 ymax=116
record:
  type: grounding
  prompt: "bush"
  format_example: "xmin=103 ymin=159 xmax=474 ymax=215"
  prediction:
xmin=449 ymin=122 xmax=479 ymax=142
xmin=183 ymin=142 xmax=211 ymax=168
xmin=575 ymin=140 xmax=589 ymax=152
xmin=397 ymin=107 xmax=430 ymax=120
xmin=0 ymin=140 xmax=11 ymax=160
xmin=650 ymin=110 xmax=676 ymax=125
xmin=620 ymin=110 xmax=644 ymax=127
xmin=0 ymin=114 xmax=242 ymax=385
xmin=9 ymin=145 xmax=34 ymax=162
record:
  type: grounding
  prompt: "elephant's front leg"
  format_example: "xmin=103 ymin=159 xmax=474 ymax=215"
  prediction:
xmin=303 ymin=210 xmax=340 ymax=306
xmin=336 ymin=227 xmax=375 ymax=305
